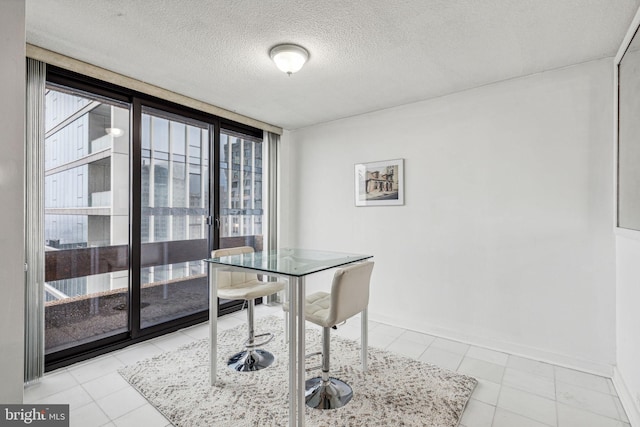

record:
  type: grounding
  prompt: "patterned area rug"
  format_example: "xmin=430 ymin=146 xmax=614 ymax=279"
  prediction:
xmin=119 ymin=316 xmax=477 ymax=426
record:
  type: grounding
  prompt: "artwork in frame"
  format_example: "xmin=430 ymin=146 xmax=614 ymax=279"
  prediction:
xmin=354 ymin=158 xmax=404 ymax=206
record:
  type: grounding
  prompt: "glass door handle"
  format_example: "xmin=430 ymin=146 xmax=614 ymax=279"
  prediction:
xmin=208 ymin=216 xmax=220 ymax=229
xmin=205 ymin=216 xmax=220 ymax=229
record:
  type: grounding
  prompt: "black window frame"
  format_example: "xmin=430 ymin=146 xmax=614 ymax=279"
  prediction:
xmin=44 ymin=66 xmax=262 ymax=371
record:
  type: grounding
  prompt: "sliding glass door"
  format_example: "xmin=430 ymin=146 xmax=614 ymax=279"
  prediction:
xmin=139 ymin=106 xmax=211 ymax=328
xmin=42 ymin=68 xmax=269 ymax=369
xmin=219 ymin=129 xmax=264 ymax=249
xmin=44 ymin=84 xmax=130 ymax=354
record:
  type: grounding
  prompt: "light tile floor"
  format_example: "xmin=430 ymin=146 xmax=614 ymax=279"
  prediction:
xmin=25 ymin=304 xmax=631 ymax=427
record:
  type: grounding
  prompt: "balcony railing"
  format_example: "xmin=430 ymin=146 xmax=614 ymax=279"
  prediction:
xmin=45 ymin=235 xmax=263 ymax=282
xmin=44 ymin=235 xmax=263 ymax=353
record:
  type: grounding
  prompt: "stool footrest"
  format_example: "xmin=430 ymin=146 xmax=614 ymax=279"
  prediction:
xmin=244 ymin=332 xmax=274 ymax=349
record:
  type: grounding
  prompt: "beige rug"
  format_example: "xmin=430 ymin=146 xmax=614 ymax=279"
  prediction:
xmin=118 ymin=316 xmax=477 ymax=426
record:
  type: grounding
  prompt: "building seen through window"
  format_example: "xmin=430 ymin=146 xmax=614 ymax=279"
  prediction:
xmin=44 ymin=86 xmax=130 ymax=352
xmin=43 ymin=84 xmax=266 ymax=356
xmin=219 ymin=131 xmax=263 ymax=243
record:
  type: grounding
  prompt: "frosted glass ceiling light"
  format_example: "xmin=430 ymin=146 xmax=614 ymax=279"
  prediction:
xmin=106 ymin=127 xmax=124 ymax=137
xmin=270 ymin=44 xmax=309 ymax=75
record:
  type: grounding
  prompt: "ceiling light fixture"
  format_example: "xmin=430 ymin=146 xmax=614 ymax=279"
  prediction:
xmin=269 ymin=44 xmax=309 ymax=76
xmin=106 ymin=127 xmax=124 ymax=137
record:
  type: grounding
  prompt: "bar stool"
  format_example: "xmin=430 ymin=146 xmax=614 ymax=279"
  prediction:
xmin=212 ymin=246 xmax=285 ymax=372
xmin=286 ymin=261 xmax=374 ymax=409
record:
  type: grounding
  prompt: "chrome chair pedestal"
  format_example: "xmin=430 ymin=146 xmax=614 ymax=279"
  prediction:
xmin=227 ymin=348 xmax=275 ymax=372
xmin=305 ymin=377 xmax=353 ymax=409
xmin=227 ymin=297 xmax=275 ymax=372
xmin=305 ymin=326 xmax=353 ymax=409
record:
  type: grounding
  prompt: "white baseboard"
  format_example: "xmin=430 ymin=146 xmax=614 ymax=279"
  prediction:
xmin=613 ymin=368 xmax=640 ymax=427
xmin=370 ymin=312 xmax=614 ymax=377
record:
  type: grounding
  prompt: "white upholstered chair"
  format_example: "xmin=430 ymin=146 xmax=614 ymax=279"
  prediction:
xmin=211 ymin=246 xmax=285 ymax=372
xmin=285 ymin=261 xmax=374 ymax=409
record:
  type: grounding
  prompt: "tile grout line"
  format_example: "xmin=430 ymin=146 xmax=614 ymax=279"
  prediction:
xmin=71 ymin=383 xmax=111 ymax=425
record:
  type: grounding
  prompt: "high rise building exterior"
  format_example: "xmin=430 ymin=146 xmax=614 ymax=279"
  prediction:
xmin=44 ymin=87 xmax=129 ymax=301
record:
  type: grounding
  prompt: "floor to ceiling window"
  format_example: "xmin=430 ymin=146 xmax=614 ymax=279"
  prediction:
xmin=219 ymin=129 xmax=264 ymax=249
xmin=44 ymin=84 xmax=131 ymax=355
xmin=139 ymin=106 xmax=211 ymax=329
xmin=43 ymin=67 xmax=268 ymax=369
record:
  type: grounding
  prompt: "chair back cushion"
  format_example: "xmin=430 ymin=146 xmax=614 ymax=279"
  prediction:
xmin=329 ymin=261 xmax=374 ymax=325
xmin=210 ymin=246 xmax=257 ymax=289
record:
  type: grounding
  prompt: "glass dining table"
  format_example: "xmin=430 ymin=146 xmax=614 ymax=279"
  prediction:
xmin=205 ymin=248 xmax=373 ymax=427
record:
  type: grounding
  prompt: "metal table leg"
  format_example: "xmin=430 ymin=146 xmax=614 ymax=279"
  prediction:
xmin=288 ymin=277 xmax=297 ymax=426
xmin=209 ymin=264 xmax=218 ymax=385
xmin=297 ymin=277 xmax=306 ymax=427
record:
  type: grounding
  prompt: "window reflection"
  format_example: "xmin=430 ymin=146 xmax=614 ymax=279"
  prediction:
xmin=44 ymin=86 xmax=130 ymax=353
xmin=140 ymin=107 xmax=210 ymax=328
xmin=219 ymin=131 xmax=263 ymax=244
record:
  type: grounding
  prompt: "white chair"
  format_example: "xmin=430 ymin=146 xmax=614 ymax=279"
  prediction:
xmin=212 ymin=246 xmax=285 ymax=372
xmin=286 ymin=261 xmax=374 ymax=409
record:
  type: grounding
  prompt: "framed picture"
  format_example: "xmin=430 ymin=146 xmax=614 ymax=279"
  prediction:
xmin=354 ymin=158 xmax=404 ymax=206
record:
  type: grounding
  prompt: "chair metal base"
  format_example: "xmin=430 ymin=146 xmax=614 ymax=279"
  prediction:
xmin=305 ymin=377 xmax=353 ymax=409
xmin=227 ymin=349 xmax=275 ymax=372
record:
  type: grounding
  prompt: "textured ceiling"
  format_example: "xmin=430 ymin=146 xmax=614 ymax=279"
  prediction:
xmin=26 ymin=0 xmax=639 ymax=130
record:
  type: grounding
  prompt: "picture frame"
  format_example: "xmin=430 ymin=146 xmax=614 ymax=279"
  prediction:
xmin=354 ymin=158 xmax=404 ymax=206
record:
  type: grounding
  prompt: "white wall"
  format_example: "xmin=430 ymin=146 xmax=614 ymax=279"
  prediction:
xmin=0 ymin=0 xmax=26 ymax=403
xmin=282 ymin=58 xmax=616 ymax=375
xmin=614 ymin=232 xmax=640 ymax=425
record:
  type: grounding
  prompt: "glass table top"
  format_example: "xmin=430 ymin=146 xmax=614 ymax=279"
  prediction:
xmin=205 ymin=248 xmax=373 ymax=277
